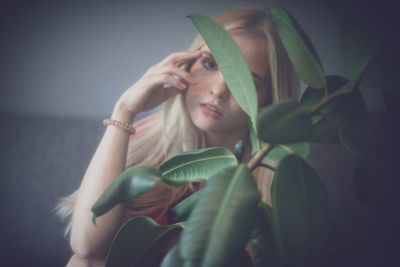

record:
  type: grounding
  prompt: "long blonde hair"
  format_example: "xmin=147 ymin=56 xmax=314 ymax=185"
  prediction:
xmin=57 ymin=5 xmax=300 ymax=235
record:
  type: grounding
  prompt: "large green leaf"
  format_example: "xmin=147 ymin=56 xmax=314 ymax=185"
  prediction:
xmin=159 ymin=147 xmax=237 ymax=185
xmin=188 ymin=14 xmax=259 ymax=131
xmin=301 ymin=76 xmax=349 ymax=109
xmin=341 ymin=14 xmax=381 ymax=85
xmin=179 ymin=165 xmax=260 ymax=266
xmin=250 ymin=203 xmax=282 ymax=267
xmin=160 ymin=245 xmax=185 ymax=267
xmin=300 ymin=75 xmax=347 ymax=143
xmin=265 ymin=142 xmax=310 ymax=162
xmin=271 ymin=154 xmax=331 ymax=266
xmin=338 ymin=125 xmax=364 ymax=155
xmin=268 ymin=5 xmax=326 ymax=90
xmin=93 ymin=148 xmax=237 ymax=222
xmin=105 ymin=216 xmax=183 ymax=267
xmin=171 ymin=189 xmax=203 ymax=222
xmin=341 ymin=11 xmax=399 ymax=89
xmin=300 ymin=75 xmax=367 ymax=146
xmin=91 ymin=165 xmax=162 ymax=223
xmin=258 ymin=99 xmax=312 ymax=144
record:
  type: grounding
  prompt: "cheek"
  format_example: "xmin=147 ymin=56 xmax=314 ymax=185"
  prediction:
xmin=184 ymin=88 xmax=203 ymax=112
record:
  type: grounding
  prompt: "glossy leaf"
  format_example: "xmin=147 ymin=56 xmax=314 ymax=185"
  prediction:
xmin=180 ymin=165 xmax=260 ymax=266
xmin=258 ymin=99 xmax=312 ymax=144
xmin=249 ymin=120 xmax=262 ymax=154
xmin=300 ymin=75 xmax=367 ymax=145
xmin=91 ymin=166 xmax=162 ymax=223
xmin=341 ymin=14 xmax=381 ymax=85
xmin=234 ymin=140 xmax=244 ymax=163
xmin=300 ymin=75 xmax=349 ymax=124
xmin=250 ymin=203 xmax=282 ymax=267
xmin=265 ymin=142 xmax=310 ymax=162
xmin=171 ymin=189 xmax=203 ymax=222
xmin=160 ymin=245 xmax=185 ymax=267
xmin=271 ymin=154 xmax=331 ymax=266
xmin=105 ymin=216 xmax=183 ymax=267
xmin=268 ymin=5 xmax=326 ymax=90
xmin=159 ymin=147 xmax=237 ymax=185
xmin=188 ymin=13 xmax=259 ymax=131
xmin=338 ymin=126 xmax=363 ymax=155
xmin=341 ymin=12 xmax=399 ymax=89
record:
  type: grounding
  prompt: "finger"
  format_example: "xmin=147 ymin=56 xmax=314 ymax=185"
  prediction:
xmin=159 ymin=65 xmax=194 ymax=85
xmin=154 ymin=73 xmax=187 ymax=90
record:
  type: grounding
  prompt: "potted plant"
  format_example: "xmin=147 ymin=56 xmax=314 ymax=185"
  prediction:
xmin=90 ymin=4 xmax=396 ymax=267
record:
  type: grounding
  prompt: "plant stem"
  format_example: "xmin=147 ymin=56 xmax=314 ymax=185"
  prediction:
xmin=247 ymin=143 xmax=273 ymax=172
xmin=308 ymin=82 xmax=353 ymax=117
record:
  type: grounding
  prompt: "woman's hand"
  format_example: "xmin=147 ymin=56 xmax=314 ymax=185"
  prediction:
xmin=114 ymin=50 xmax=202 ymax=121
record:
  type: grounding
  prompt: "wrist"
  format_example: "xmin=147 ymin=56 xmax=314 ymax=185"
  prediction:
xmin=111 ymin=101 xmax=136 ymax=123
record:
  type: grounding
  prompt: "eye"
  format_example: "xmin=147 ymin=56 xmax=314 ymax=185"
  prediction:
xmin=202 ymin=57 xmax=217 ymax=70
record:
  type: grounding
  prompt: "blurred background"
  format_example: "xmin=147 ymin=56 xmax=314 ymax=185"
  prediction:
xmin=0 ymin=0 xmax=397 ymax=266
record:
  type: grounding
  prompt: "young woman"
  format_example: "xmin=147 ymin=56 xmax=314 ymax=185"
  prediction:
xmin=59 ymin=6 xmax=299 ymax=266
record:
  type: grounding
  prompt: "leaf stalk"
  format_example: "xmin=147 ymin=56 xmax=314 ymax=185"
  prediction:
xmin=247 ymin=143 xmax=274 ymax=172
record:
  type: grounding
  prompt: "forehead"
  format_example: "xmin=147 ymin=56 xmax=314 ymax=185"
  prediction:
xmin=200 ymin=32 xmax=268 ymax=81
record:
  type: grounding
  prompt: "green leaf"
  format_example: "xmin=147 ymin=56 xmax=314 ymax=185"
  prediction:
xmin=265 ymin=142 xmax=310 ymax=162
xmin=160 ymin=245 xmax=185 ymax=267
xmin=159 ymin=147 xmax=237 ymax=186
xmin=171 ymin=189 xmax=203 ymax=222
xmin=187 ymin=13 xmax=259 ymax=130
xmin=309 ymin=118 xmax=340 ymax=144
xmin=341 ymin=14 xmax=381 ymax=85
xmin=271 ymin=154 xmax=331 ymax=266
xmin=341 ymin=12 xmax=399 ymax=89
xmin=250 ymin=203 xmax=282 ymax=267
xmin=234 ymin=140 xmax=244 ymax=163
xmin=300 ymin=75 xmax=350 ymax=124
xmin=180 ymin=164 xmax=260 ymax=266
xmin=300 ymin=76 xmax=367 ymax=145
xmin=268 ymin=5 xmax=326 ymax=90
xmin=338 ymin=126 xmax=363 ymax=155
xmin=249 ymin=120 xmax=262 ymax=155
xmin=258 ymin=99 xmax=312 ymax=144
xmin=91 ymin=166 xmax=162 ymax=223
xmin=105 ymin=216 xmax=183 ymax=267
xmin=92 ymin=148 xmax=237 ymax=222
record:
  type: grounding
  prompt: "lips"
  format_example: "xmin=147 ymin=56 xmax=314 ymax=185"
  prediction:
xmin=200 ymin=103 xmax=223 ymax=118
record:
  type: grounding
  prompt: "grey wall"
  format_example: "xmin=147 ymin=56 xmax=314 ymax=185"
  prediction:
xmin=0 ymin=0 xmax=386 ymax=120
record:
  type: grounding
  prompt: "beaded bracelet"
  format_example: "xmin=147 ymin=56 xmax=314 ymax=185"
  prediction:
xmin=103 ymin=118 xmax=136 ymax=135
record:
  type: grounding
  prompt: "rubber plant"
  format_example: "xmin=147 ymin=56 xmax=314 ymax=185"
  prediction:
xmin=90 ymin=4 xmax=394 ymax=267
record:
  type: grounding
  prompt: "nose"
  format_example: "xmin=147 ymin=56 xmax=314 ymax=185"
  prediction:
xmin=209 ymin=72 xmax=229 ymax=101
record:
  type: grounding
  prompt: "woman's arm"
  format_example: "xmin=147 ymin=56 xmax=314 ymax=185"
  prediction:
xmin=68 ymin=50 xmax=201 ymax=262
xmin=70 ymin=102 xmax=135 ymax=260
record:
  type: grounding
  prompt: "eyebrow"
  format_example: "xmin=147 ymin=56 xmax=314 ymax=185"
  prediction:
xmin=201 ymin=51 xmax=263 ymax=82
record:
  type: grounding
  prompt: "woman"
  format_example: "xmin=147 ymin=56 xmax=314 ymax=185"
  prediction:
xmin=58 ymin=6 xmax=299 ymax=266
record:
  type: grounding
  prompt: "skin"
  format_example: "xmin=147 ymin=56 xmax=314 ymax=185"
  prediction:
xmin=185 ymin=32 xmax=270 ymax=150
xmin=69 ymin=32 xmax=270 ymax=266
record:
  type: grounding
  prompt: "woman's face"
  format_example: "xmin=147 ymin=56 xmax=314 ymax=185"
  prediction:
xmin=185 ymin=32 xmax=270 ymax=136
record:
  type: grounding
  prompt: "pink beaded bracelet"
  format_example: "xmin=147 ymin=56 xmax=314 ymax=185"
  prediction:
xmin=103 ymin=118 xmax=136 ymax=135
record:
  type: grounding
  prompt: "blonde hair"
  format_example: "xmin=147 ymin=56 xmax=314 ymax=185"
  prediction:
xmin=57 ymin=5 xmax=300 ymax=236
